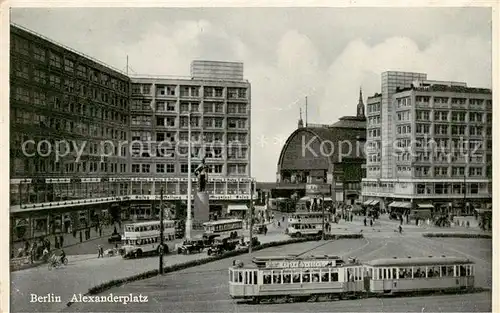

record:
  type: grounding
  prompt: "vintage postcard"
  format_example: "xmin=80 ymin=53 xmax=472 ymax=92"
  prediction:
xmin=2 ymin=1 xmax=497 ymax=312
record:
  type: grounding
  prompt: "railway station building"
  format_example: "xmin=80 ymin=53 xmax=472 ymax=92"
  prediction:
xmin=9 ymin=24 xmax=253 ymax=245
xmin=361 ymin=71 xmax=492 ymax=219
xmin=272 ymin=90 xmax=367 ymax=207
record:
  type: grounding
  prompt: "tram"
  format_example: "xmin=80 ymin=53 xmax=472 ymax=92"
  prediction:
xmin=228 ymin=255 xmax=475 ymax=303
xmin=286 ymin=212 xmax=331 ymax=237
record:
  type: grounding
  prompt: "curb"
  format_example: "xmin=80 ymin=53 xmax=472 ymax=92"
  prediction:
xmin=65 ymin=234 xmax=364 ymax=308
xmin=423 ymin=233 xmax=492 ymax=239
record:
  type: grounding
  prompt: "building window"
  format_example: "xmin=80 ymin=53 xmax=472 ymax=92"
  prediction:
xmin=33 ymin=69 xmax=46 ymax=84
xmin=434 ymin=167 xmax=448 ymax=177
xmin=49 ymin=51 xmax=62 ymax=68
xmin=166 ymin=164 xmax=175 ymax=173
xmin=141 ymin=164 xmax=151 ymax=173
xmin=33 ymin=91 xmax=47 ymax=107
xmin=142 ymin=84 xmax=151 ymax=95
xmin=433 ymin=111 xmax=448 ymax=121
xmin=13 ymin=87 xmax=30 ymax=102
xmin=452 ymin=167 xmax=465 ymax=176
xmin=451 ymin=112 xmax=466 ymax=122
xmin=434 ymin=124 xmax=448 ymax=135
xmin=132 ymin=164 xmax=140 ymax=173
xmin=13 ymin=36 xmax=29 ymax=56
xmin=451 ymin=125 xmax=466 ymax=135
xmin=156 ymin=164 xmax=165 ymax=173
xmin=415 ymin=124 xmax=430 ymax=134
xmin=433 ymin=97 xmax=448 ymax=105
xmin=14 ymin=60 xmax=29 ymax=79
xmin=33 ymin=45 xmax=46 ymax=62
xmin=49 ymin=74 xmax=61 ymax=87
xmin=64 ymin=59 xmax=74 ymax=72
xmin=469 ymin=167 xmax=483 ymax=177
xmin=416 ymin=111 xmax=430 ymax=121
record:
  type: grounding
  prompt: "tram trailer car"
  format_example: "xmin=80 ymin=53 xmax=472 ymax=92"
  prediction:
xmin=364 ymin=256 xmax=474 ymax=295
xmin=228 ymin=256 xmax=475 ymax=303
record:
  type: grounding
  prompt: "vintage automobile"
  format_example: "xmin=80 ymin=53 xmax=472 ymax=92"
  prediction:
xmin=236 ymin=237 xmax=261 ymax=250
xmin=176 ymin=239 xmax=205 ymax=255
xmin=207 ymin=237 xmax=240 ymax=256
xmin=107 ymin=233 xmax=122 ymax=244
xmin=252 ymin=224 xmax=267 ymax=235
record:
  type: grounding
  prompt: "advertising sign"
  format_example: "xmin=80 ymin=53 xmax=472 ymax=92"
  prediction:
xmin=305 ymin=184 xmax=331 ymax=196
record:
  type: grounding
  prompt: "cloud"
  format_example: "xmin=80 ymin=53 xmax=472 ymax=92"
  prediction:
xmin=318 ymin=35 xmax=492 ymax=125
xmin=9 ymin=9 xmax=492 ymax=182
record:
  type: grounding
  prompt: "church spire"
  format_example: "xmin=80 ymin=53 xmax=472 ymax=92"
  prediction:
xmin=357 ymin=87 xmax=365 ymax=118
xmin=298 ymin=107 xmax=304 ymax=128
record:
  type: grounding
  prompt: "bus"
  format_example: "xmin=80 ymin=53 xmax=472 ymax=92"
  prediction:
xmin=121 ymin=220 xmax=175 ymax=258
xmin=287 ymin=211 xmax=331 ymax=237
xmin=203 ymin=219 xmax=243 ymax=239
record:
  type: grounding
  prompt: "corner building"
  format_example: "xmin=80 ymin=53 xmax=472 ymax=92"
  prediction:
xmin=362 ymin=71 xmax=492 ymax=217
xmin=9 ymin=24 xmax=252 ymax=244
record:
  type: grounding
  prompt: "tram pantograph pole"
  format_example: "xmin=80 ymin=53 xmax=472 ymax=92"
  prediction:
xmin=159 ymin=187 xmax=164 ymax=275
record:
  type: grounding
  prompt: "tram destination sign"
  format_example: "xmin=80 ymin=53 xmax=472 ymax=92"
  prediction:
xmin=265 ymin=260 xmax=337 ymax=269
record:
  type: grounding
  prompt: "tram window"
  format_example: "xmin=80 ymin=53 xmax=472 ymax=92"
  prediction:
xmin=466 ymin=265 xmax=472 ymax=276
xmin=245 ymin=271 xmax=249 ymax=284
xmin=229 ymin=270 xmax=233 ymax=282
xmin=283 ymin=271 xmax=292 ymax=284
xmin=293 ymin=272 xmax=301 ymax=283
xmin=392 ymin=268 xmax=398 ymax=280
xmin=263 ymin=271 xmax=272 ymax=284
xmin=414 ymin=267 xmax=425 ymax=278
xmin=312 ymin=271 xmax=320 ymax=283
xmin=331 ymin=272 xmax=339 ymax=282
xmin=253 ymin=271 xmax=258 ymax=285
xmin=441 ymin=266 xmax=453 ymax=277
xmin=238 ymin=271 xmax=243 ymax=283
xmin=427 ymin=266 xmax=439 ymax=278
xmin=321 ymin=271 xmax=329 ymax=282
xmin=303 ymin=272 xmax=311 ymax=283
xmin=272 ymin=271 xmax=282 ymax=284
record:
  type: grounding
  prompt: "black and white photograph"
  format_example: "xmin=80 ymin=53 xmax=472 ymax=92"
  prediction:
xmin=4 ymin=2 xmax=496 ymax=312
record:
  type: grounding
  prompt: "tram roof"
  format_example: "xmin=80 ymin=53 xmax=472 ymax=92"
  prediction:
xmin=203 ymin=219 xmax=242 ymax=226
xmin=364 ymin=256 xmax=473 ymax=267
xmin=125 ymin=220 xmax=174 ymax=227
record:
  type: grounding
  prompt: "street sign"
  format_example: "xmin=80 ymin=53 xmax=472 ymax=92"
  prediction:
xmin=305 ymin=184 xmax=331 ymax=196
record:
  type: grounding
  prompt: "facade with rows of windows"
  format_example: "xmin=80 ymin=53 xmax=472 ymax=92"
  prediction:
xmin=9 ymin=24 xmax=252 ymax=244
xmin=362 ymin=71 xmax=492 ymax=217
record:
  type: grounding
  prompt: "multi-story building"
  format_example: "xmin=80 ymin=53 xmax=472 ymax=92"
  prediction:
xmin=10 ymin=24 xmax=130 ymax=242
xmin=362 ymin=71 xmax=492 ymax=216
xmin=127 ymin=61 xmax=252 ymax=218
xmin=9 ymin=24 xmax=252 ymax=244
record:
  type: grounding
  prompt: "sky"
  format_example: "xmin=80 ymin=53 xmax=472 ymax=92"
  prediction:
xmin=10 ymin=7 xmax=493 ymax=182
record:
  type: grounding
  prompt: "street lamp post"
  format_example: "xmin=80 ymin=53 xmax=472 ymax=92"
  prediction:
xmin=249 ymin=181 xmax=254 ymax=254
xmin=186 ymin=112 xmax=192 ymax=240
xmin=159 ymin=188 xmax=164 ymax=274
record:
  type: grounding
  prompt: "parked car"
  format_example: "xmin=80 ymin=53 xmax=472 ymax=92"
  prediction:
xmin=237 ymin=237 xmax=260 ymax=249
xmin=108 ymin=233 xmax=122 ymax=243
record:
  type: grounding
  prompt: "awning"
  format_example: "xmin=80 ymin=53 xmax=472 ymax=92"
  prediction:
xmin=389 ymin=202 xmax=411 ymax=209
xmin=227 ymin=205 xmax=248 ymax=213
xmin=253 ymin=205 xmax=266 ymax=211
xmin=417 ymin=203 xmax=434 ymax=209
xmin=323 ymin=197 xmax=333 ymax=202
xmin=412 ymin=209 xmax=432 ymax=219
xmin=363 ymin=200 xmax=373 ymax=206
xmin=370 ymin=200 xmax=380 ymax=206
xmin=475 ymin=208 xmax=492 ymax=214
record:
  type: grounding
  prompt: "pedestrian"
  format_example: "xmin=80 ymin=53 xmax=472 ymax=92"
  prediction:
xmin=369 ymin=219 xmax=373 ymax=227
xmin=363 ymin=218 xmax=367 ymax=227
xmin=277 ymin=221 xmax=281 ymax=228
xmin=264 ymin=225 xmax=268 ymax=236
xmin=97 ymin=245 xmax=103 ymax=258
xmin=60 ymin=235 xmax=64 ymax=248
xmin=99 ymin=227 xmax=102 ymax=237
xmin=398 ymin=225 xmax=403 ymax=234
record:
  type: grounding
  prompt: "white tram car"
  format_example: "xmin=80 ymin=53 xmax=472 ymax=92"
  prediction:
xmin=228 ymin=255 xmax=475 ymax=303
